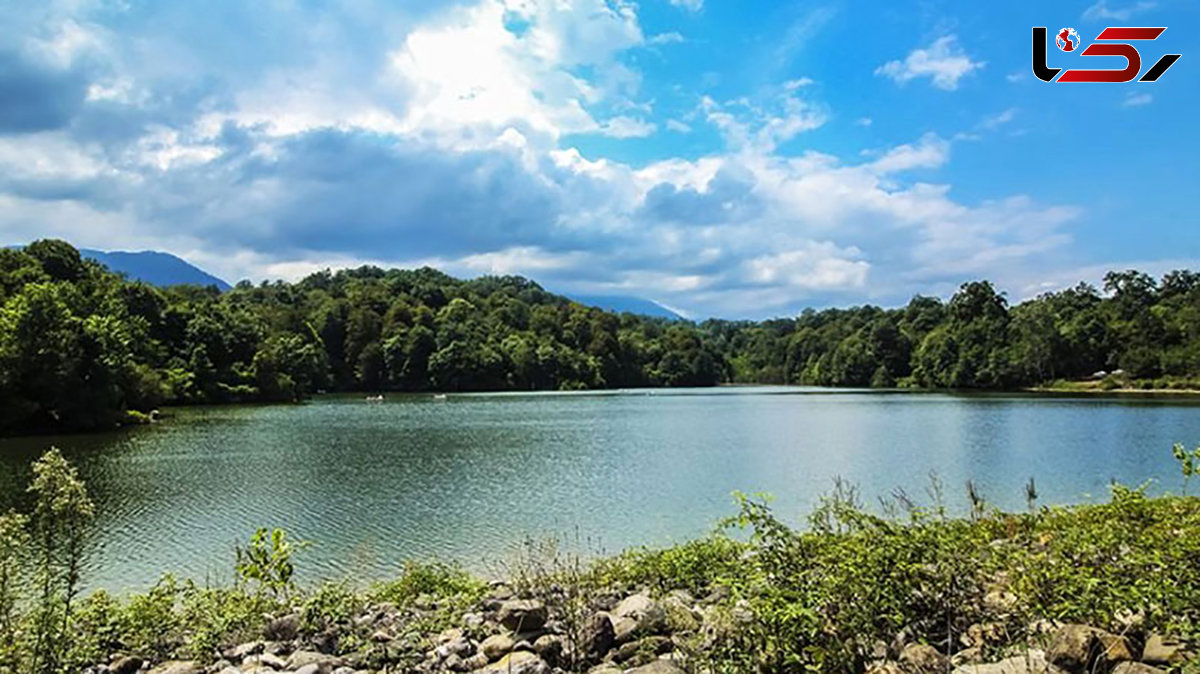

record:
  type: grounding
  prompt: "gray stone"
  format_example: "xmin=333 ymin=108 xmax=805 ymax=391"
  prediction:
xmin=480 ymin=633 xmax=516 ymax=661
xmin=264 ymin=614 xmax=300 ymax=641
xmin=148 ymin=662 xmax=203 ymax=674
xmin=580 ymin=612 xmax=615 ymax=658
xmin=285 ymin=650 xmax=341 ymax=670
xmin=497 ymin=599 xmax=548 ymax=632
xmin=473 ymin=650 xmax=550 ymax=673
xmin=625 ymin=660 xmax=686 ymax=674
xmin=1141 ymin=634 xmax=1187 ymax=666
xmin=613 ymin=594 xmax=668 ymax=636
xmin=953 ymin=650 xmax=1068 ymax=674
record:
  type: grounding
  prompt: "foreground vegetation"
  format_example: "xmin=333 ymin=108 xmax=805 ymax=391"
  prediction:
xmin=5 ymin=239 xmax=1200 ymax=434
xmin=2 ymin=450 xmax=1199 ymax=673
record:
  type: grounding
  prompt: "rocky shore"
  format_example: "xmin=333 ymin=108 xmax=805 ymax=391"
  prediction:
xmin=84 ymin=579 xmax=1195 ymax=674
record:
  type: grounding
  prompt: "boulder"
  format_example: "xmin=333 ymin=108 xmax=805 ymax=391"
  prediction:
xmin=497 ymin=599 xmax=548 ymax=632
xmin=286 ymin=650 xmax=342 ymax=670
xmin=1046 ymin=625 xmax=1133 ymax=673
xmin=147 ymin=662 xmax=202 ymax=674
xmin=480 ymin=633 xmax=516 ymax=661
xmin=866 ymin=664 xmax=905 ymax=674
xmin=613 ymin=594 xmax=668 ymax=636
xmin=953 ymin=650 xmax=1067 ymax=674
xmin=242 ymin=653 xmax=287 ymax=670
xmin=264 ymin=613 xmax=300 ymax=641
xmin=533 ymin=634 xmax=564 ymax=666
xmin=625 ymin=660 xmax=686 ymax=674
xmin=901 ymin=643 xmax=949 ymax=674
xmin=473 ymin=650 xmax=550 ymax=674
xmin=580 ymin=612 xmax=615 ymax=658
xmin=1141 ymin=634 xmax=1187 ymax=666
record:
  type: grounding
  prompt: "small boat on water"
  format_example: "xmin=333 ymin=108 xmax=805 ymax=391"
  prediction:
xmin=365 ymin=394 xmax=385 ymax=403
xmin=432 ymin=393 xmax=448 ymax=401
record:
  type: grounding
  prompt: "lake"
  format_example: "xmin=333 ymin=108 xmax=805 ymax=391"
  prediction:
xmin=1 ymin=387 xmax=1198 ymax=593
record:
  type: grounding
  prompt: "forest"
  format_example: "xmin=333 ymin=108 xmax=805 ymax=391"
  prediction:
xmin=2 ymin=239 xmax=1199 ymax=433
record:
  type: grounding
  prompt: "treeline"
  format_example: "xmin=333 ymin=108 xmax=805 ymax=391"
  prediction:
xmin=0 ymin=240 xmax=721 ymax=432
xmin=3 ymin=239 xmax=1200 ymax=434
xmin=704 ymin=270 xmax=1200 ymax=389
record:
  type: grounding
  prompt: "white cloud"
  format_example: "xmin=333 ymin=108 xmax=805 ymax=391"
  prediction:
xmin=597 ymin=116 xmax=657 ymax=138
xmin=648 ymin=32 xmax=684 ymax=45
xmin=1083 ymin=1 xmax=1156 ymax=21
xmin=854 ymin=117 xmax=872 ymax=127
xmin=875 ymin=36 xmax=984 ymax=91
xmin=868 ymin=133 xmax=950 ymax=173
xmin=1123 ymin=92 xmax=1153 ymax=107
xmin=980 ymin=108 xmax=1017 ymax=130
xmin=666 ymin=119 xmax=692 ymax=133
xmin=667 ymin=0 xmax=703 ymax=11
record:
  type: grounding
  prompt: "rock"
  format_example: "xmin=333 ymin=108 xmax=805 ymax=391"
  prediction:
xmin=109 ymin=656 xmax=143 ymax=674
xmin=613 ymin=594 xmax=668 ymax=636
xmin=533 ymin=634 xmax=564 ymax=666
xmin=1046 ymin=625 xmax=1133 ymax=673
xmin=901 ymin=643 xmax=949 ymax=674
xmin=215 ymin=667 xmax=242 ymax=674
xmin=148 ymin=662 xmax=203 ymax=674
xmin=952 ymin=648 xmax=984 ymax=667
xmin=580 ymin=612 xmax=615 ymax=658
xmin=224 ymin=642 xmax=264 ymax=661
xmin=866 ymin=664 xmax=905 ymax=674
xmin=264 ymin=613 xmax=300 ymax=641
xmin=625 ymin=661 xmax=686 ymax=674
xmin=436 ymin=636 xmax=475 ymax=659
xmin=481 ymin=633 xmax=516 ymax=661
xmin=242 ymin=653 xmax=287 ymax=670
xmin=953 ymin=650 xmax=1068 ymax=674
xmin=587 ymin=666 xmax=623 ymax=674
xmin=497 ymin=599 xmax=548 ymax=632
xmin=458 ymin=652 xmax=489 ymax=670
xmin=612 ymin=616 xmax=639 ymax=644
xmin=1094 ymin=633 xmax=1135 ymax=667
xmin=1112 ymin=665 xmax=1166 ymax=674
xmin=294 ymin=664 xmax=330 ymax=674
xmin=474 ymin=650 xmax=550 ymax=674
xmin=1141 ymin=634 xmax=1187 ymax=666
xmin=286 ymin=650 xmax=341 ymax=670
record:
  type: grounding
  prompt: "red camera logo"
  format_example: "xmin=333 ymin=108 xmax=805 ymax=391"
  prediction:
xmin=1033 ymin=26 xmax=1181 ymax=83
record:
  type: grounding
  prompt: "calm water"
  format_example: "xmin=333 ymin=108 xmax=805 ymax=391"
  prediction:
xmin=1 ymin=387 xmax=1198 ymax=593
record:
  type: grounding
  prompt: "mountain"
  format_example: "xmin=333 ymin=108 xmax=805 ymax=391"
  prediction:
xmin=570 ymin=294 xmax=684 ymax=320
xmin=80 ymin=249 xmax=232 ymax=290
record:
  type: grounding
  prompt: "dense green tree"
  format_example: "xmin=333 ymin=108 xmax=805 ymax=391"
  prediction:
xmin=2 ymin=240 xmax=1200 ymax=434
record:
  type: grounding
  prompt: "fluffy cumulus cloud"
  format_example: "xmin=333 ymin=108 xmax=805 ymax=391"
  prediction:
xmin=0 ymin=0 xmax=1081 ymax=318
xmin=875 ymin=36 xmax=984 ymax=91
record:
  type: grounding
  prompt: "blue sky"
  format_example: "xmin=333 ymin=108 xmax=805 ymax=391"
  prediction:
xmin=0 ymin=0 xmax=1196 ymax=318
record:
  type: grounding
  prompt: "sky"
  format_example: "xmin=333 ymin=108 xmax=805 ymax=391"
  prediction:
xmin=0 ymin=0 xmax=1197 ymax=319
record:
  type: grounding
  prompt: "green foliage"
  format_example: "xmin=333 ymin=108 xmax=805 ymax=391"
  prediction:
xmin=27 ymin=448 xmax=94 ymax=674
xmin=1173 ymin=442 xmax=1200 ymax=495
xmin=235 ymin=528 xmax=306 ymax=600
xmin=370 ymin=561 xmax=485 ymax=609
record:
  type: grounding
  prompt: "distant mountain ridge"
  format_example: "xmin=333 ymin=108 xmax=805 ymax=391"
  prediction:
xmin=15 ymin=244 xmax=682 ymax=317
xmin=570 ymin=294 xmax=684 ymax=320
xmin=79 ymin=249 xmax=232 ymax=290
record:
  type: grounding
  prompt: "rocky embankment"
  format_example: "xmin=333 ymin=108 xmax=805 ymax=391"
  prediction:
xmin=84 ymin=580 xmax=1194 ymax=674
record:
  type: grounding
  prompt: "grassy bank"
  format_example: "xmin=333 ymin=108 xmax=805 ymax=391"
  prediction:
xmin=2 ymin=451 xmax=1200 ymax=673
